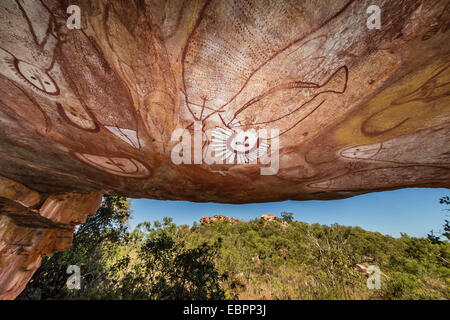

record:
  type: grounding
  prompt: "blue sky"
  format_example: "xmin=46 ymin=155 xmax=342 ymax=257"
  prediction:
xmin=129 ymin=188 xmax=449 ymax=238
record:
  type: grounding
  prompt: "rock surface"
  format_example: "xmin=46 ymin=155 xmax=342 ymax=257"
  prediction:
xmin=200 ymin=214 xmax=240 ymax=225
xmin=0 ymin=176 xmax=102 ymax=299
xmin=0 ymin=0 xmax=449 ymax=299
xmin=260 ymin=214 xmax=277 ymax=223
xmin=0 ymin=0 xmax=448 ymax=203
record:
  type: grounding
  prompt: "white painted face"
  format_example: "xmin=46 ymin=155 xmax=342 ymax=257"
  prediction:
xmin=15 ymin=59 xmax=59 ymax=95
xmin=57 ymin=102 xmax=97 ymax=131
xmin=210 ymin=127 xmax=269 ymax=164
xmin=74 ymin=153 xmax=151 ymax=178
xmin=229 ymin=130 xmax=258 ymax=154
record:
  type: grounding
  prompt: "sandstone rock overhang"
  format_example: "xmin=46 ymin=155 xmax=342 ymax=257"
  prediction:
xmin=0 ymin=0 xmax=449 ymax=203
xmin=0 ymin=0 xmax=449 ymax=300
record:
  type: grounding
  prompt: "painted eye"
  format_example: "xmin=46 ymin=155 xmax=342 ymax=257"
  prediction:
xmin=30 ymin=76 xmax=36 ymax=80
xmin=44 ymin=81 xmax=50 ymax=85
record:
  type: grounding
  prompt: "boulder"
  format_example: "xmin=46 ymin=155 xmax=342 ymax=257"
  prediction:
xmin=260 ymin=214 xmax=277 ymax=223
xmin=354 ymin=264 xmax=369 ymax=275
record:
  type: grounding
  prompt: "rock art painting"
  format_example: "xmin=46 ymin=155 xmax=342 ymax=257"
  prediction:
xmin=361 ymin=60 xmax=450 ymax=138
xmin=228 ymin=65 xmax=348 ymax=137
xmin=210 ymin=127 xmax=269 ymax=164
xmin=0 ymin=0 xmax=447 ymax=201
xmin=340 ymin=126 xmax=450 ymax=166
xmin=72 ymin=153 xmax=151 ymax=178
xmin=308 ymin=166 xmax=450 ymax=191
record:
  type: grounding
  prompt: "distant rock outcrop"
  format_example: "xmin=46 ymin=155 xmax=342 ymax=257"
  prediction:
xmin=260 ymin=214 xmax=277 ymax=223
xmin=200 ymin=214 xmax=240 ymax=225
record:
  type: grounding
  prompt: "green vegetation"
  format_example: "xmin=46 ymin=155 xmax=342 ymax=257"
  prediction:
xmin=428 ymin=196 xmax=450 ymax=244
xmin=19 ymin=196 xmax=449 ymax=300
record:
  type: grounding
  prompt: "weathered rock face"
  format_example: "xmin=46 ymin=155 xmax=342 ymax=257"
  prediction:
xmin=200 ymin=214 xmax=240 ymax=224
xmin=0 ymin=0 xmax=448 ymax=202
xmin=260 ymin=214 xmax=277 ymax=223
xmin=0 ymin=176 xmax=101 ymax=299
xmin=0 ymin=0 xmax=449 ymax=299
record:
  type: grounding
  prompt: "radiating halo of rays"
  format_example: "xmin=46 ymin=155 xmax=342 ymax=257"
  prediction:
xmin=210 ymin=127 xmax=269 ymax=164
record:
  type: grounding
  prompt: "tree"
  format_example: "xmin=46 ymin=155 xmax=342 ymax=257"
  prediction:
xmin=428 ymin=196 xmax=450 ymax=244
xmin=18 ymin=196 xmax=131 ymax=299
xmin=439 ymin=197 xmax=450 ymax=241
xmin=281 ymin=211 xmax=294 ymax=223
xmin=108 ymin=218 xmax=225 ymax=299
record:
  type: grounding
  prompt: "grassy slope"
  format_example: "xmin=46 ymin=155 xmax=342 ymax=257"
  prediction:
xmin=178 ymin=218 xmax=450 ymax=299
